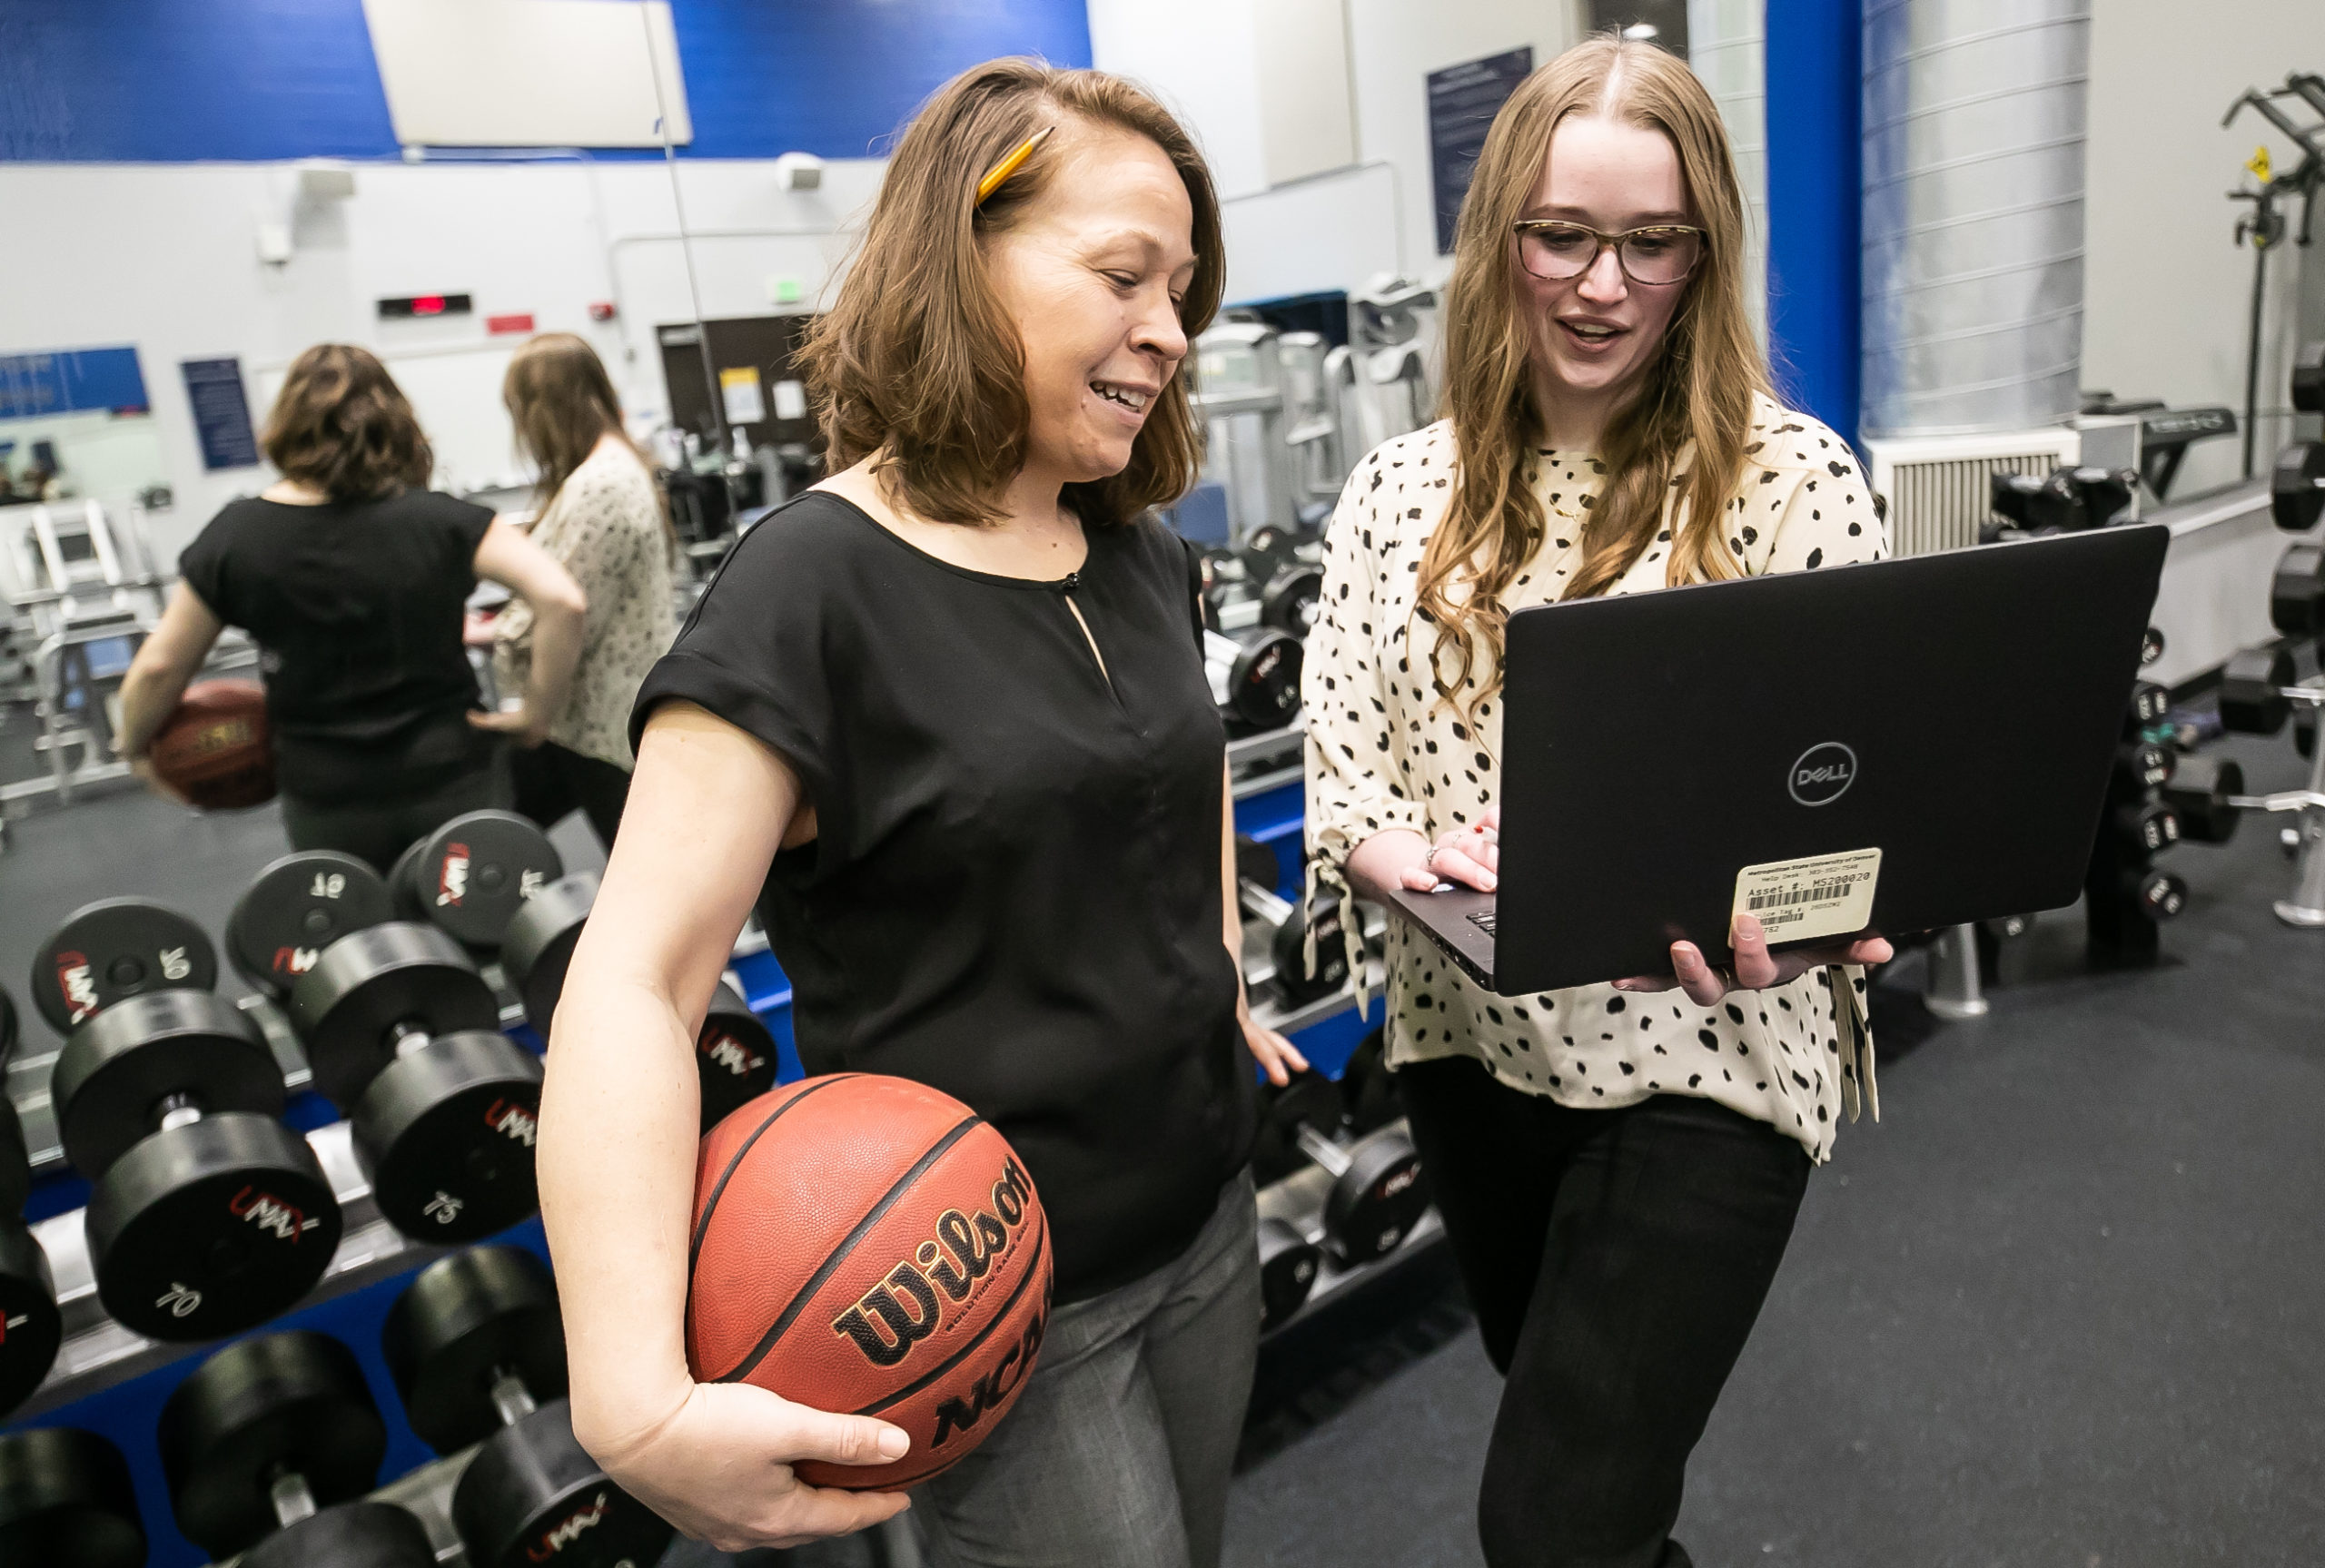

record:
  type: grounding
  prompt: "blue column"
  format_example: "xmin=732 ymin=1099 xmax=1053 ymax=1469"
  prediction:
xmin=1764 ymin=0 xmax=1864 ymax=449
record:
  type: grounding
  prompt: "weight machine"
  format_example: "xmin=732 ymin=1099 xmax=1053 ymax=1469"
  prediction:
xmin=2222 ymin=73 xmax=2325 ymax=478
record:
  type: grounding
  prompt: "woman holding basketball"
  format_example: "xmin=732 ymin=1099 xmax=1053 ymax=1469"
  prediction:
xmin=1305 ymin=38 xmax=1891 ymax=1568
xmin=116 ymin=343 xmax=586 ymax=871
xmin=538 ymin=61 xmax=1294 ymax=1564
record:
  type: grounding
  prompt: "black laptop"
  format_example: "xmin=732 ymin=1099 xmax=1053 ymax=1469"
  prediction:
xmin=1385 ymin=525 xmax=2171 ymax=995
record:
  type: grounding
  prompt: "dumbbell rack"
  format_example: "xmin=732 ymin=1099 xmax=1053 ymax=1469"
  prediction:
xmin=0 ymin=977 xmax=537 ymax=1420
xmin=2223 ymin=677 xmax=2325 ymax=924
xmin=1253 ymin=1119 xmax=1444 ymax=1339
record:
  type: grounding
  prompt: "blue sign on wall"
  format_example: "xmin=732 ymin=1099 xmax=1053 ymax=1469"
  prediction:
xmin=181 ymin=359 xmax=262 ymax=470
xmin=0 ymin=346 xmax=151 ymax=419
xmin=1428 ymin=47 xmax=1535 ymax=256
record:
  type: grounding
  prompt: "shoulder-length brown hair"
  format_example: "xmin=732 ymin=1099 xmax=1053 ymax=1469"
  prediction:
xmin=796 ymin=58 xmax=1225 ymax=528
xmin=1419 ymin=37 xmax=1767 ymax=715
xmin=503 ymin=331 xmax=672 ymax=544
xmin=262 ymin=343 xmax=433 ymax=502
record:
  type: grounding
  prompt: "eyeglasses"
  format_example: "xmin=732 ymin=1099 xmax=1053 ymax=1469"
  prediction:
xmin=1511 ymin=221 xmax=1706 ymax=286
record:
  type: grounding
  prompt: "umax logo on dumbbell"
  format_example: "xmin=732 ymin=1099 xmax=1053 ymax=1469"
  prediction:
xmin=229 ymin=1184 xmax=325 ymax=1242
xmin=437 ymin=842 xmax=472 ymax=907
xmin=529 ymin=1489 xmax=612 ymax=1557
xmin=485 ymin=1096 xmax=539 ymax=1148
xmin=699 ymin=1026 xmax=767 ymax=1080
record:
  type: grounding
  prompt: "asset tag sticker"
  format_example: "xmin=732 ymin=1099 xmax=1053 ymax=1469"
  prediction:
xmin=1731 ymin=848 xmax=1882 ymax=945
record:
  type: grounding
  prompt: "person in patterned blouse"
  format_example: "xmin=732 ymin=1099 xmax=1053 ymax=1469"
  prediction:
xmin=491 ymin=333 xmax=678 ymax=849
xmin=1302 ymin=37 xmax=1893 ymax=1568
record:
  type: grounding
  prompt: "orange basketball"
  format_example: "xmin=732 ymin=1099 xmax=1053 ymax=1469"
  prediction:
xmin=687 ymin=1074 xmax=1053 ymax=1490
xmin=147 ymin=680 xmax=275 ymax=809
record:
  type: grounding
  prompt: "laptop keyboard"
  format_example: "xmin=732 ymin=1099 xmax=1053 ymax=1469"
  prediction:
xmin=1467 ymin=909 xmax=1497 ymax=937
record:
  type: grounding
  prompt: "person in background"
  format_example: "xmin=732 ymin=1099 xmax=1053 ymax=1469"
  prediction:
xmin=490 ymin=331 xmax=677 ymax=850
xmin=116 ymin=342 xmax=587 ymax=872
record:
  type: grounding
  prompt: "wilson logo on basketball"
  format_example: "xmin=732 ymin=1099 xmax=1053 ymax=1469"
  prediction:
xmin=832 ymin=1158 xmax=1034 ymax=1368
xmin=184 ymin=718 xmax=256 ymax=755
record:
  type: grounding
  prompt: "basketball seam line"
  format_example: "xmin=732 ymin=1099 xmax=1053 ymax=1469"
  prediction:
xmin=688 ymin=1074 xmax=858 ymax=1273
xmin=853 ymin=1208 xmax=1048 ymax=1416
xmin=710 ymin=1112 xmax=985 ymax=1386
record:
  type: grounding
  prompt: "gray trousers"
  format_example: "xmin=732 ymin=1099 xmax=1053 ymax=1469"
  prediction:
xmin=912 ymin=1170 xmax=1261 ymax=1568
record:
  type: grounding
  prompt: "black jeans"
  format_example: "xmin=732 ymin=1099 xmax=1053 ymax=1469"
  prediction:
xmin=1400 ymin=1056 xmax=1814 ymax=1568
xmin=277 ymin=763 xmax=509 ymax=875
xmin=508 ymin=740 xmax=632 ymax=852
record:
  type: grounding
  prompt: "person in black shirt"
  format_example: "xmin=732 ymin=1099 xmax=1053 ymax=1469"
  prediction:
xmin=536 ymin=62 xmax=1299 ymax=1565
xmin=115 ymin=344 xmax=587 ymax=871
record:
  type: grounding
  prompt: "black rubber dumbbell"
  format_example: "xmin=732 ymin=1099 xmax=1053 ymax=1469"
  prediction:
xmin=1258 ymin=561 xmax=1324 ymax=636
xmin=2272 ymin=543 xmax=2325 ymax=640
xmin=2165 ymin=754 xmax=2245 ymax=844
xmin=225 ymin=851 xmax=398 ymax=998
xmin=159 ymin=1330 xmax=434 ymax=1568
xmin=2114 ymin=741 xmax=2174 ymax=793
xmin=0 ymin=1426 xmax=146 ymax=1568
xmin=1252 ymin=1075 xmax=1430 ymax=1266
xmin=501 ymin=872 xmax=777 ymax=1130
xmin=0 ymin=1096 xmax=62 ymax=1415
xmin=383 ymin=1247 xmax=674 ymax=1568
xmin=1256 ymin=1217 xmax=1321 ymax=1329
xmin=288 ymin=922 xmax=541 ymax=1242
xmin=1204 ymin=626 xmax=1303 ymax=732
xmin=2122 ymin=866 xmax=2188 ymax=920
xmin=388 ymin=811 xmax=564 ymax=952
xmin=35 ymin=899 xmax=341 ymax=1339
xmin=1338 ymin=1028 xmax=1406 ymax=1138
xmin=1238 ymin=881 xmax=1350 ymax=1008
xmin=2271 ymin=438 xmax=2325 ymax=532
xmin=2112 ymin=799 xmax=2182 ymax=854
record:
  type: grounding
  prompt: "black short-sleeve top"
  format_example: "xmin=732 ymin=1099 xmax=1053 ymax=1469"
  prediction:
xmin=631 ymin=492 xmax=1254 ymax=1299
xmin=177 ymin=490 xmax=496 ymax=804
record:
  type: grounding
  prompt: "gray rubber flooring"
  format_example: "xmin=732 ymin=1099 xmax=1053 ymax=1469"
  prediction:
xmin=5 ymin=734 xmax=2321 ymax=1566
xmin=1224 ymin=731 xmax=2325 ymax=1568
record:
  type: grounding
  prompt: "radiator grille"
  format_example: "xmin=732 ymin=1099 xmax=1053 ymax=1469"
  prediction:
xmin=1865 ymin=430 xmax=2083 ymax=557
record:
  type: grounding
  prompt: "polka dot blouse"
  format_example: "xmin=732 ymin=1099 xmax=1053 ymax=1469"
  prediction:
xmin=494 ymin=439 xmax=678 ymax=770
xmin=1301 ymin=395 xmax=1890 ymax=1161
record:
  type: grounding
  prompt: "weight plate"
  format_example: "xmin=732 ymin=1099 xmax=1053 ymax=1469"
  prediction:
xmin=28 ymin=897 xmax=217 ymax=1035
xmin=50 ymin=991 xmax=282 ymax=1178
xmin=0 ymin=1096 xmax=28 ymax=1218
xmin=500 ymin=872 xmax=599 ymax=1033
xmin=2271 ymin=439 xmax=2325 ymax=532
xmin=1256 ymin=1216 xmax=1320 ymax=1329
xmin=0 ymin=1427 xmax=146 ymax=1568
xmin=159 ymin=1330 xmax=385 ymax=1558
xmin=0 ymin=1224 xmax=62 ymax=1416
xmin=409 ymin=811 xmax=564 ymax=949
xmin=383 ymin=1246 xmax=565 ymax=1455
xmin=288 ymin=922 xmax=499 ymax=1110
xmin=353 ymin=1033 xmax=543 ymax=1242
xmin=1259 ymin=563 xmax=1323 ymax=636
xmin=698 ymin=981 xmax=777 ymax=1131
xmin=388 ymin=835 xmax=432 ymax=922
xmin=452 ymin=1401 xmax=674 ymax=1568
xmin=227 ymin=851 xmax=396 ymax=996
xmin=244 ymin=1499 xmax=439 ymax=1568
xmin=1225 ymin=629 xmax=1302 ymax=728
xmin=85 ymin=1111 xmax=341 ymax=1340
xmin=1322 ymin=1132 xmax=1430 ymax=1265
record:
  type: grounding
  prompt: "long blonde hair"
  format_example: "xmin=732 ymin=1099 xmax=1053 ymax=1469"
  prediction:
xmin=502 ymin=332 xmax=672 ymax=546
xmin=1418 ymin=37 xmax=1768 ymax=716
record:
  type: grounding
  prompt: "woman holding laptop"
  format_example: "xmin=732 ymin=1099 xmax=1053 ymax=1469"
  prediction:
xmin=1303 ymin=35 xmax=1892 ymax=1568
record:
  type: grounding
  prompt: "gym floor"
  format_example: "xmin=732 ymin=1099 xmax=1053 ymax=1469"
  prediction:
xmin=4 ymin=726 xmax=2319 ymax=1567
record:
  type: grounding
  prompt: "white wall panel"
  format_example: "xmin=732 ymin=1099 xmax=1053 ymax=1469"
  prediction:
xmin=361 ymin=0 xmax=691 ymax=149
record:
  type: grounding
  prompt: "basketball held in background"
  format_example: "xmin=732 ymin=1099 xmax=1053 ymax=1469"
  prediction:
xmin=147 ymin=680 xmax=274 ymax=810
xmin=686 ymin=1074 xmax=1053 ymax=1491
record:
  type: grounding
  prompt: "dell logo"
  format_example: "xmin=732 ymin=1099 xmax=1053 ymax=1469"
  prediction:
xmin=1788 ymin=742 xmax=1857 ymax=807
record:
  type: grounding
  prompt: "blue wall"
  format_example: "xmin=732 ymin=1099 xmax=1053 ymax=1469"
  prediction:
xmin=1764 ymin=0 xmax=1864 ymax=450
xmin=0 ymin=0 xmax=1092 ymax=163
